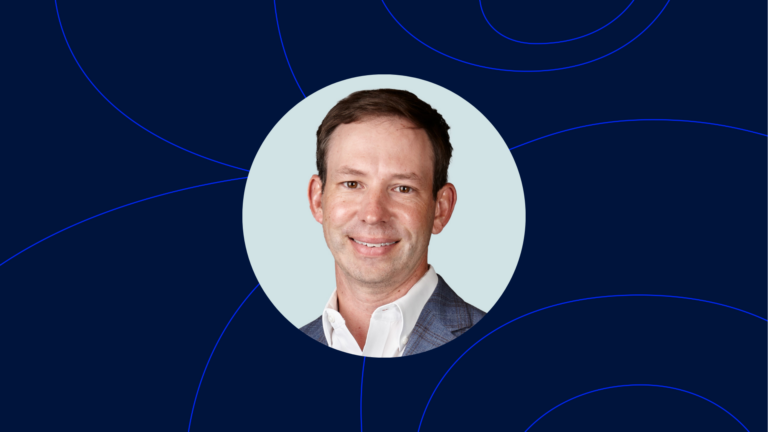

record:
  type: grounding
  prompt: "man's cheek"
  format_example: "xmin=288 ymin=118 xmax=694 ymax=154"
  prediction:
xmin=329 ymin=205 xmax=355 ymax=225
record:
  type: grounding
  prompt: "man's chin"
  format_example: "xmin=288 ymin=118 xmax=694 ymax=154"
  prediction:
xmin=340 ymin=262 xmax=400 ymax=288
xmin=350 ymin=268 xmax=394 ymax=286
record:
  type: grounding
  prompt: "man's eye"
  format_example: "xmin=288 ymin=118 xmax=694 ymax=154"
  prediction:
xmin=397 ymin=186 xmax=412 ymax=193
xmin=344 ymin=181 xmax=358 ymax=189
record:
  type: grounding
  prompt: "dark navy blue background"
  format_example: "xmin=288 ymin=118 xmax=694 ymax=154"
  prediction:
xmin=2 ymin=1 xmax=765 ymax=430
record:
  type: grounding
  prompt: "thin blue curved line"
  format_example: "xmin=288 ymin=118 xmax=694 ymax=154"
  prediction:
xmin=187 ymin=284 xmax=261 ymax=432
xmin=417 ymin=294 xmax=766 ymax=431
xmin=480 ymin=0 xmax=634 ymax=45
xmin=381 ymin=0 xmax=669 ymax=72
xmin=360 ymin=357 xmax=366 ymax=432
xmin=274 ymin=0 xmax=306 ymax=98
xmin=510 ymin=119 xmax=768 ymax=150
xmin=0 ymin=177 xmax=248 ymax=268
xmin=525 ymin=384 xmax=750 ymax=432
xmin=54 ymin=0 xmax=249 ymax=172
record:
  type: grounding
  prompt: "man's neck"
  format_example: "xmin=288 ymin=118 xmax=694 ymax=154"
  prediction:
xmin=335 ymin=260 xmax=429 ymax=350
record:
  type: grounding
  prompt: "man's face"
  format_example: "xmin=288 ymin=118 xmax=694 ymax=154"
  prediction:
xmin=311 ymin=116 xmax=440 ymax=289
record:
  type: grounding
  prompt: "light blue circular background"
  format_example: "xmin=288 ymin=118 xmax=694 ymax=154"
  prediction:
xmin=243 ymin=75 xmax=525 ymax=328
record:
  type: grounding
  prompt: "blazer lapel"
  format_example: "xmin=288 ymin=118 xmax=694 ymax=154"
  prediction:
xmin=402 ymin=274 xmax=470 ymax=356
xmin=300 ymin=316 xmax=328 ymax=346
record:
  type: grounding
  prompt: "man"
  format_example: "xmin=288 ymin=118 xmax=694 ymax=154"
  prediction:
xmin=301 ymin=89 xmax=485 ymax=357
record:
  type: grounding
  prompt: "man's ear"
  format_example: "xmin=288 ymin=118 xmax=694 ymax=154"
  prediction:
xmin=308 ymin=175 xmax=324 ymax=224
xmin=432 ymin=183 xmax=457 ymax=234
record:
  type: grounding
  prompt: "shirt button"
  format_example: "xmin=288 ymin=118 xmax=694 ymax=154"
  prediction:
xmin=401 ymin=336 xmax=409 ymax=346
xmin=328 ymin=315 xmax=336 ymax=324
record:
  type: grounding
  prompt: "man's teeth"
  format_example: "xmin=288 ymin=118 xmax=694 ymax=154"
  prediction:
xmin=353 ymin=239 xmax=396 ymax=248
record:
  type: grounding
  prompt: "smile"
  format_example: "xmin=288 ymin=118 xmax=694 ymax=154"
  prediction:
xmin=352 ymin=238 xmax=398 ymax=248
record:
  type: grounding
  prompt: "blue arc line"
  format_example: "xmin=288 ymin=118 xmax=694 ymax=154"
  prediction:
xmin=480 ymin=0 xmax=634 ymax=45
xmin=188 ymin=284 xmax=261 ymax=432
xmin=274 ymin=0 xmax=306 ymax=98
xmin=381 ymin=0 xmax=669 ymax=72
xmin=510 ymin=119 xmax=768 ymax=150
xmin=0 ymin=177 xmax=248 ymax=268
xmin=360 ymin=357 xmax=366 ymax=432
xmin=417 ymin=294 xmax=766 ymax=432
xmin=54 ymin=0 xmax=249 ymax=172
xmin=524 ymin=384 xmax=750 ymax=432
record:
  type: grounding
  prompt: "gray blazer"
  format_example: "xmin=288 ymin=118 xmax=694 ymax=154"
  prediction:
xmin=300 ymin=274 xmax=485 ymax=356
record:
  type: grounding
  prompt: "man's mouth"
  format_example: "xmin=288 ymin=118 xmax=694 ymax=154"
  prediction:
xmin=351 ymin=238 xmax=399 ymax=248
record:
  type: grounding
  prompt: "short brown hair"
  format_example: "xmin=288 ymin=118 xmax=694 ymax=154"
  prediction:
xmin=316 ymin=89 xmax=452 ymax=198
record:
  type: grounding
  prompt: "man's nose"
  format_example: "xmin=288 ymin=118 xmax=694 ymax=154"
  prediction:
xmin=360 ymin=188 xmax=391 ymax=224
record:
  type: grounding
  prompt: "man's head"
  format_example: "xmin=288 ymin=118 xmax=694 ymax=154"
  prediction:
xmin=316 ymin=89 xmax=453 ymax=199
xmin=308 ymin=89 xmax=457 ymax=291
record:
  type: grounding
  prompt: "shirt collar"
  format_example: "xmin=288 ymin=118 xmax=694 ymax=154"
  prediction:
xmin=320 ymin=265 xmax=439 ymax=354
xmin=393 ymin=265 xmax=438 ymax=350
xmin=321 ymin=290 xmax=342 ymax=350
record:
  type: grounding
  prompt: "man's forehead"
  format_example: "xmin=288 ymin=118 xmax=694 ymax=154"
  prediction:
xmin=325 ymin=115 xmax=433 ymax=180
xmin=330 ymin=116 xmax=421 ymax=141
xmin=327 ymin=117 xmax=430 ymax=155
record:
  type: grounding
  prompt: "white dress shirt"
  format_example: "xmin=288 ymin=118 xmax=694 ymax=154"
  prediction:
xmin=321 ymin=265 xmax=438 ymax=357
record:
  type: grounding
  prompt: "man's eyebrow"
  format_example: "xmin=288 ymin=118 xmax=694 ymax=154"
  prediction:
xmin=336 ymin=166 xmax=367 ymax=176
xmin=391 ymin=172 xmax=422 ymax=181
xmin=335 ymin=166 xmax=423 ymax=182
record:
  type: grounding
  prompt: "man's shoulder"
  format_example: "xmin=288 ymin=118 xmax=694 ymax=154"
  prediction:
xmin=404 ymin=275 xmax=486 ymax=355
xmin=451 ymin=300 xmax=486 ymax=337
xmin=430 ymin=274 xmax=486 ymax=329
xmin=299 ymin=315 xmax=327 ymax=345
